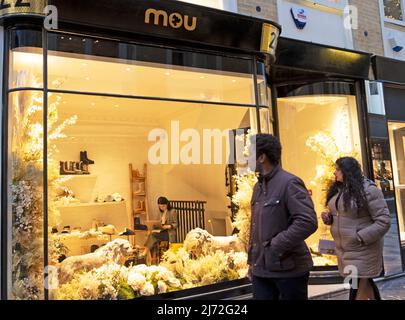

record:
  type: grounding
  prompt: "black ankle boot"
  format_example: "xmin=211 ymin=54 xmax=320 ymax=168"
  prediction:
xmin=81 ymin=151 xmax=95 ymax=165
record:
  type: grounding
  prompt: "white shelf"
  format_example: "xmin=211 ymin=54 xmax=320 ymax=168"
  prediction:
xmin=60 ymin=174 xmax=97 ymax=178
xmin=57 ymin=201 xmax=126 ymax=208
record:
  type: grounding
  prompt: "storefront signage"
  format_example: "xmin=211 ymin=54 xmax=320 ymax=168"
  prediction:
xmin=0 ymin=0 xmax=46 ymax=18
xmin=290 ymin=7 xmax=307 ymax=30
xmin=145 ymin=8 xmax=197 ymax=31
xmin=47 ymin=0 xmax=280 ymax=60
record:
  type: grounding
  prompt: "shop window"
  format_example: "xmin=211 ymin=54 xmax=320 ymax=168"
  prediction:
xmin=384 ymin=0 xmax=404 ymax=21
xmin=9 ymin=29 xmax=42 ymax=89
xmin=5 ymin=30 xmax=268 ymax=299
xmin=43 ymin=34 xmax=255 ymax=105
xmin=277 ymin=83 xmax=364 ymax=267
xmin=388 ymin=122 xmax=405 ymax=246
xmin=45 ymin=96 xmax=256 ymax=300
xmin=8 ymin=90 xmax=45 ymax=299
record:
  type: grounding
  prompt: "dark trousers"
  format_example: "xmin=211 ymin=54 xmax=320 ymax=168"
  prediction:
xmin=252 ymin=273 xmax=309 ymax=300
xmin=144 ymin=230 xmax=169 ymax=250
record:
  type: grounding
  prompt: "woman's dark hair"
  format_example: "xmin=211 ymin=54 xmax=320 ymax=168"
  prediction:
xmin=157 ymin=196 xmax=172 ymax=212
xmin=253 ymin=134 xmax=282 ymax=165
xmin=326 ymin=157 xmax=366 ymax=211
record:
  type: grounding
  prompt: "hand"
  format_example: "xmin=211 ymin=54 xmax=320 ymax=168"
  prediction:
xmin=321 ymin=211 xmax=333 ymax=225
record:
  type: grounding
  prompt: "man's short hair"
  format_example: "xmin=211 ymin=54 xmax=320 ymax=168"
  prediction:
xmin=252 ymin=134 xmax=282 ymax=165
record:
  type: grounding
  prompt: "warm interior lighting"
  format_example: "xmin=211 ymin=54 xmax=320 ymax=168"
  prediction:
xmin=11 ymin=50 xmax=255 ymax=104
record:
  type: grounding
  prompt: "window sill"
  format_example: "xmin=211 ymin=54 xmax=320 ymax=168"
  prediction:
xmin=384 ymin=18 xmax=405 ymax=28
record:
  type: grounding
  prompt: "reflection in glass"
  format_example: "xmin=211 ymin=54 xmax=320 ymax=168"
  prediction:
xmin=277 ymin=93 xmax=363 ymax=267
xmin=388 ymin=122 xmax=405 ymax=244
xmin=8 ymin=90 xmax=44 ymax=299
xmin=46 ymin=92 xmax=257 ymax=299
xmin=46 ymin=34 xmax=255 ymax=105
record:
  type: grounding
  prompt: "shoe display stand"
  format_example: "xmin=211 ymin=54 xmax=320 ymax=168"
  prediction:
xmin=129 ymin=163 xmax=152 ymax=246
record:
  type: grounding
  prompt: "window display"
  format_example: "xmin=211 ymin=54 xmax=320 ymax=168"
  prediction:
xmin=277 ymin=85 xmax=364 ymax=267
xmin=388 ymin=122 xmax=405 ymax=244
xmin=6 ymin=30 xmax=264 ymax=299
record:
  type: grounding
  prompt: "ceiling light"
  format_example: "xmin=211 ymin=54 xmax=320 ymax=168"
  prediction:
xmin=232 ymin=80 xmax=237 ymax=83
xmin=85 ymin=77 xmax=90 ymax=81
xmin=82 ymin=63 xmax=88 ymax=67
xmin=114 ymin=104 xmax=119 ymax=108
xmin=165 ymin=72 xmax=171 ymax=76
xmin=200 ymin=76 xmax=205 ymax=79
xmin=91 ymin=102 xmax=96 ymax=106
xmin=125 ymin=67 xmax=131 ymax=72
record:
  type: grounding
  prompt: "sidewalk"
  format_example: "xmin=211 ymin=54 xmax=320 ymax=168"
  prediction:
xmin=309 ymin=273 xmax=405 ymax=300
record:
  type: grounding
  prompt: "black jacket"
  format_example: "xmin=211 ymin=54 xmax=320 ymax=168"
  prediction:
xmin=248 ymin=165 xmax=318 ymax=278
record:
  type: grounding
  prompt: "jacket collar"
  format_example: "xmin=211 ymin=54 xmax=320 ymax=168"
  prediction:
xmin=258 ymin=164 xmax=281 ymax=183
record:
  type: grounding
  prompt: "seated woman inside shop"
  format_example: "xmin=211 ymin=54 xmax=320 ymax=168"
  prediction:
xmin=141 ymin=196 xmax=178 ymax=260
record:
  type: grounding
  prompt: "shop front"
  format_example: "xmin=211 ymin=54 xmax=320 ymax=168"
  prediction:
xmin=0 ymin=0 xmax=404 ymax=301
xmin=371 ymin=55 xmax=405 ymax=270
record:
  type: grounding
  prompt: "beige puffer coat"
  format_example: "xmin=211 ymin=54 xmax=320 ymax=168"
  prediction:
xmin=327 ymin=178 xmax=391 ymax=278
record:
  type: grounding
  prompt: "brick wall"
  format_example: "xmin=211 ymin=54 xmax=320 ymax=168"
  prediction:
xmin=349 ymin=0 xmax=385 ymax=55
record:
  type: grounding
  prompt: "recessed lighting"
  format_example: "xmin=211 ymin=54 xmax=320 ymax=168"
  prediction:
xmin=85 ymin=77 xmax=90 ymax=81
xmin=91 ymin=102 xmax=96 ymax=106
xmin=114 ymin=104 xmax=119 ymax=108
xmin=200 ymin=76 xmax=205 ymax=79
xmin=82 ymin=39 xmax=86 ymax=42
xmin=165 ymin=72 xmax=171 ymax=76
xmin=82 ymin=63 xmax=88 ymax=67
xmin=61 ymin=36 xmax=64 ymax=40
xmin=231 ymin=79 xmax=237 ymax=83
xmin=125 ymin=67 xmax=132 ymax=72
xmin=69 ymin=37 xmax=72 ymax=41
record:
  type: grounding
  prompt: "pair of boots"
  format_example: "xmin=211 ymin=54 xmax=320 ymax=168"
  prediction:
xmin=133 ymin=169 xmax=145 ymax=179
xmin=135 ymin=200 xmax=146 ymax=213
xmin=134 ymin=182 xmax=145 ymax=195
xmin=80 ymin=151 xmax=94 ymax=165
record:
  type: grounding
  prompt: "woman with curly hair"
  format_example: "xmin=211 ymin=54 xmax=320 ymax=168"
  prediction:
xmin=321 ymin=157 xmax=391 ymax=300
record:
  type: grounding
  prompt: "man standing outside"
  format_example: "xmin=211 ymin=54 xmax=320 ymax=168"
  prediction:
xmin=247 ymin=134 xmax=318 ymax=300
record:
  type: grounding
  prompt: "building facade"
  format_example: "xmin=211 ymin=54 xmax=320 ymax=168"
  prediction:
xmin=1 ymin=0 xmax=405 ymax=301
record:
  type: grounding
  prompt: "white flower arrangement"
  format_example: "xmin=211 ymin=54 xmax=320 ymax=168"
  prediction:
xmin=10 ymin=72 xmax=77 ymax=299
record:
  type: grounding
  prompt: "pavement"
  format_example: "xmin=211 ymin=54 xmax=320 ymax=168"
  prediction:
xmin=310 ymin=273 xmax=405 ymax=300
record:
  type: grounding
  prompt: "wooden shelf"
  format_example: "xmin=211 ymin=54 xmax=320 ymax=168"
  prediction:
xmin=57 ymin=201 xmax=125 ymax=208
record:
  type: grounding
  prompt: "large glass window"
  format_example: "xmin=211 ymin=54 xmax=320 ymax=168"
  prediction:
xmin=364 ymin=81 xmax=403 ymax=276
xmin=5 ymin=30 xmax=268 ymax=299
xmin=277 ymin=82 xmax=364 ymax=267
xmin=388 ymin=122 xmax=405 ymax=245
xmin=384 ymin=0 xmax=404 ymax=21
